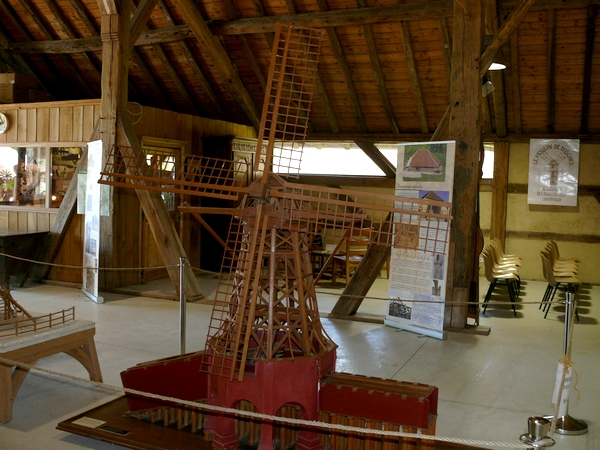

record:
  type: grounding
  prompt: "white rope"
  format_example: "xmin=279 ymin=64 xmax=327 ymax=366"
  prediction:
xmin=1 ymin=251 xmax=553 ymax=307
xmin=0 ymin=356 xmax=530 ymax=448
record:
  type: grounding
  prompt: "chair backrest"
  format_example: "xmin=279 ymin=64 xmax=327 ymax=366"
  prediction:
xmin=346 ymin=228 xmax=372 ymax=257
xmin=547 ymin=240 xmax=580 ymax=263
xmin=481 ymin=246 xmax=495 ymax=283
xmin=540 ymin=251 xmax=550 ymax=283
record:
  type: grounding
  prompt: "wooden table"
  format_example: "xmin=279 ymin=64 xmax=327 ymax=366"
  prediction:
xmin=0 ymin=319 xmax=102 ymax=422
xmin=0 ymin=229 xmax=49 ymax=287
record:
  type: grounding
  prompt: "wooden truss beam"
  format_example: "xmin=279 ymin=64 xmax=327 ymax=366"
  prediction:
xmin=8 ymin=0 xmax=454 ymax=54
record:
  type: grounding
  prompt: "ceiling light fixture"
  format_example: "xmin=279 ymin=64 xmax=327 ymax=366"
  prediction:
xmin=484 ymin=35 xmax=506 ymax=71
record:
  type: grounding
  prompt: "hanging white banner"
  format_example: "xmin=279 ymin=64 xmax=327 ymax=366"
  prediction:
xmin=528 ymin=139 xmax=579 ymax=206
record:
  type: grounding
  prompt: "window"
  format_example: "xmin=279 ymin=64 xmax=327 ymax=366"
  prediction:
xmin=0 ymin=146 xmax=82 ymax=208
xmin=482 ymin=143 xmax=495 ymax=179
xmin=274 ymin=142 xmax=399 ymax=176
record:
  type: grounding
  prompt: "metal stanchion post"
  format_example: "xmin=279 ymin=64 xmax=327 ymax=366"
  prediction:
xmin=179 ymin=257 xmax=187 ymax=355
xmin=543 ymin=290 xmax=588 ymax=435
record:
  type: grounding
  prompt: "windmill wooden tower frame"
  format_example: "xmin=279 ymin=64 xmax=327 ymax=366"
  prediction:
xmin=100 ymin=23 xmax=452 ymax=450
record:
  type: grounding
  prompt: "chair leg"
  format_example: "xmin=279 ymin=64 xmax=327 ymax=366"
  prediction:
xmin=508 ymin=280 xmax=517 ymax=316
xmin=543 ymin=286 xmax=559 ymax=317
xmin=540 ymin=284 xmax=553 ymax=310
xmin=483 ymin=280 xmax=496 ymax=315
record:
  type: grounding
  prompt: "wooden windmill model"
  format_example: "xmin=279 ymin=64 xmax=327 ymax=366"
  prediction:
xmin=101 ymin=23 xmax=451 ymax=450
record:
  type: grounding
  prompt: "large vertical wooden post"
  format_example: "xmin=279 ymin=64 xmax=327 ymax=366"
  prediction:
xmin=98 ymin=0 xmax=202 ymax=298
xmin=99 ymin=0 xmax=131 ymax=289
xmin=446 ymin=0 xmax=484 ymax=328
xmin=490 ymin=141 xmax=509 ymax=246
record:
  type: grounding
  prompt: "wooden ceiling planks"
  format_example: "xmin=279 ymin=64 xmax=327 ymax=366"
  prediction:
xmin=1 ymin=0 xmax=600 ymax=137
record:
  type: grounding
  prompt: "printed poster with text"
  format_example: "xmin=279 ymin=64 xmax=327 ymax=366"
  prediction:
xmin=385 ymin=141 xmax=455 ymax=339
xmin=528 ymin=139 xmax=579 ymax=206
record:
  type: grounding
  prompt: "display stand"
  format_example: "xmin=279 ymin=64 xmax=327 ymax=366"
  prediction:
xmin=544 ymin=291 xmax=588 ymax=435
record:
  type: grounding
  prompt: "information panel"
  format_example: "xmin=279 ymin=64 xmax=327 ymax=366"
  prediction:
xmin=385 ymin=141 xmax=455 ymax=339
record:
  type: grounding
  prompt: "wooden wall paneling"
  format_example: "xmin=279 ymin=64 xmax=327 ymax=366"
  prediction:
xmin=0 ymin=210 xmax=8 ymax=228
xmin=26 ymin=109 xmax=37 ymax=142
xmin=116 ymin=187 xmax=141 ymax=286
xmin=48 ymin=214 xmax=84 ymax=283
xmin=36 ymin=107 xmax=50 ymax=142
xmin=17 ymin=211 xmax=28 ymax=230
xmin=4 ymin=110 xmax=17 ymax=142
xmin=27 ymin=211 xmax=37 ymax=231
xmin=59 ymin=106 xmax=74 ymax=141
xmin=49 ymin=107 xmax=60 ymax=141
xmin=17 ymin=109 xmax=27 ymax=142
xmin=8 ymin=211 xmax=18 ymax=229
xmin=37 ymin=211 xmax=50 ymax=230
xmin=83 ymin=104 xmax=96 ymax=140
xmin=73 ymin=105 xmax=84 ymax=141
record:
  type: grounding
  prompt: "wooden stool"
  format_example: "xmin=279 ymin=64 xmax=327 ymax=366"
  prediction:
xmin=0 ymin=319 xmax=102 ymax=422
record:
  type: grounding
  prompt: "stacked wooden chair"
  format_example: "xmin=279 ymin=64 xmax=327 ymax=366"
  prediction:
xmin=481 ymin=238 xmax=521 ymax=316
xmin=540 ymin=241 xmax=581 ymax=319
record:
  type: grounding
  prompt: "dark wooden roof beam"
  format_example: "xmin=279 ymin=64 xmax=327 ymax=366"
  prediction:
xmin=156 ymin=0 xmax=228 ymax=118
xmin=15 ymin=0 xmax=96 ymax=97
xmin=485 ymin=0 xmax=507 ymax=137
xmin=400 ymin=21 xmax=428 ymax=134
xmin=354 ymin=140 xmax=396 ymax=178
xmin=510 ymin=33 xmax=522 ymax=134
xmin=547 ymin=8 xmax=556 ymax=134
xmin=580 ymin=4 xmax=598 ymax=134
xmin=45 ymin=0 xmax=102 ymax=86
xmin=314 ymin=0 xmax=366 ymax=132
xmin=8 ymin=0 xmax=455 ymax=55
xmin=172 ymin=0 xmax=261 ymax=129
xmin=130 ymin=0 xmax=159 ymax=50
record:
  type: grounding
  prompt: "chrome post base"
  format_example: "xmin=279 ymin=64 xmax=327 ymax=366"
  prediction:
xmin=543 ymin=414 xmax=588 ymax=435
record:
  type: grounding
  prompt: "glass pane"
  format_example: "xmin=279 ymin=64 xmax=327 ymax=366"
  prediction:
xmin=0 ymin=147 xmax=18 ymax=204
xmin=15 ymin=147 xmax=48 ymax=206
xmin=51 ymin=147 xmax=82 ymax=208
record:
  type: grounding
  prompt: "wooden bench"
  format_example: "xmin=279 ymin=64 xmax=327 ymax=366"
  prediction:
xmin=0 ymin=319 xmax=102 ymax=422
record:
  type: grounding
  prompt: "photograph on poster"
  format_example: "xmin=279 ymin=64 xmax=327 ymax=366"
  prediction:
xmin=401 ymin=143 xmax=448 ymax=182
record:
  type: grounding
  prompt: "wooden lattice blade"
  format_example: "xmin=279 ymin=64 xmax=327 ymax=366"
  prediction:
xmin=254 ymin=24 xmax=325 ymax=178
xmin=99 ymin=145 xmax=251 ymax=201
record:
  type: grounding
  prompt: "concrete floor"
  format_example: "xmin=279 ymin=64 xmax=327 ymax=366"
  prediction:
xmin=0 ymin=275 xmax=598 ymax=450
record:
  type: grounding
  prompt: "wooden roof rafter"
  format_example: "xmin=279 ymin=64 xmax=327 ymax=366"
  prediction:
xmin=580 ymin=4 xmax=598 ymax=134
xmin=357 ymin=0 xmax=399 ymax=134
xmin=485 ymin=0 xmax=508 ymax=138
xmin=172 ymin=0 xmax=261 ymax=129
xmin=547 ymin=8 xmax=556 ymax=134
xmin=14 ymin=0 xmax=96 ymax=96
xmin=400 ymin=19 xmax=428 ymax=134
xmin=156 ymin=0 xmax=228 ymax=119
xmin=314 ymin=0 xmax=367 ymax=133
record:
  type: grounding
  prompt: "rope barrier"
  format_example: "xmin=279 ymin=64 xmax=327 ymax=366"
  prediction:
xmin=0 ymin=356 xmax=530 ymax=448
xmin=0 ymin=252 xmax=566 ymax=308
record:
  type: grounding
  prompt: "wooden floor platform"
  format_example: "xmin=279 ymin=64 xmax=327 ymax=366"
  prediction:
xmin=58 ymin=396 xmax=490 ymax=450
xmin=57 ymin=396 xmax=213 ymax=450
